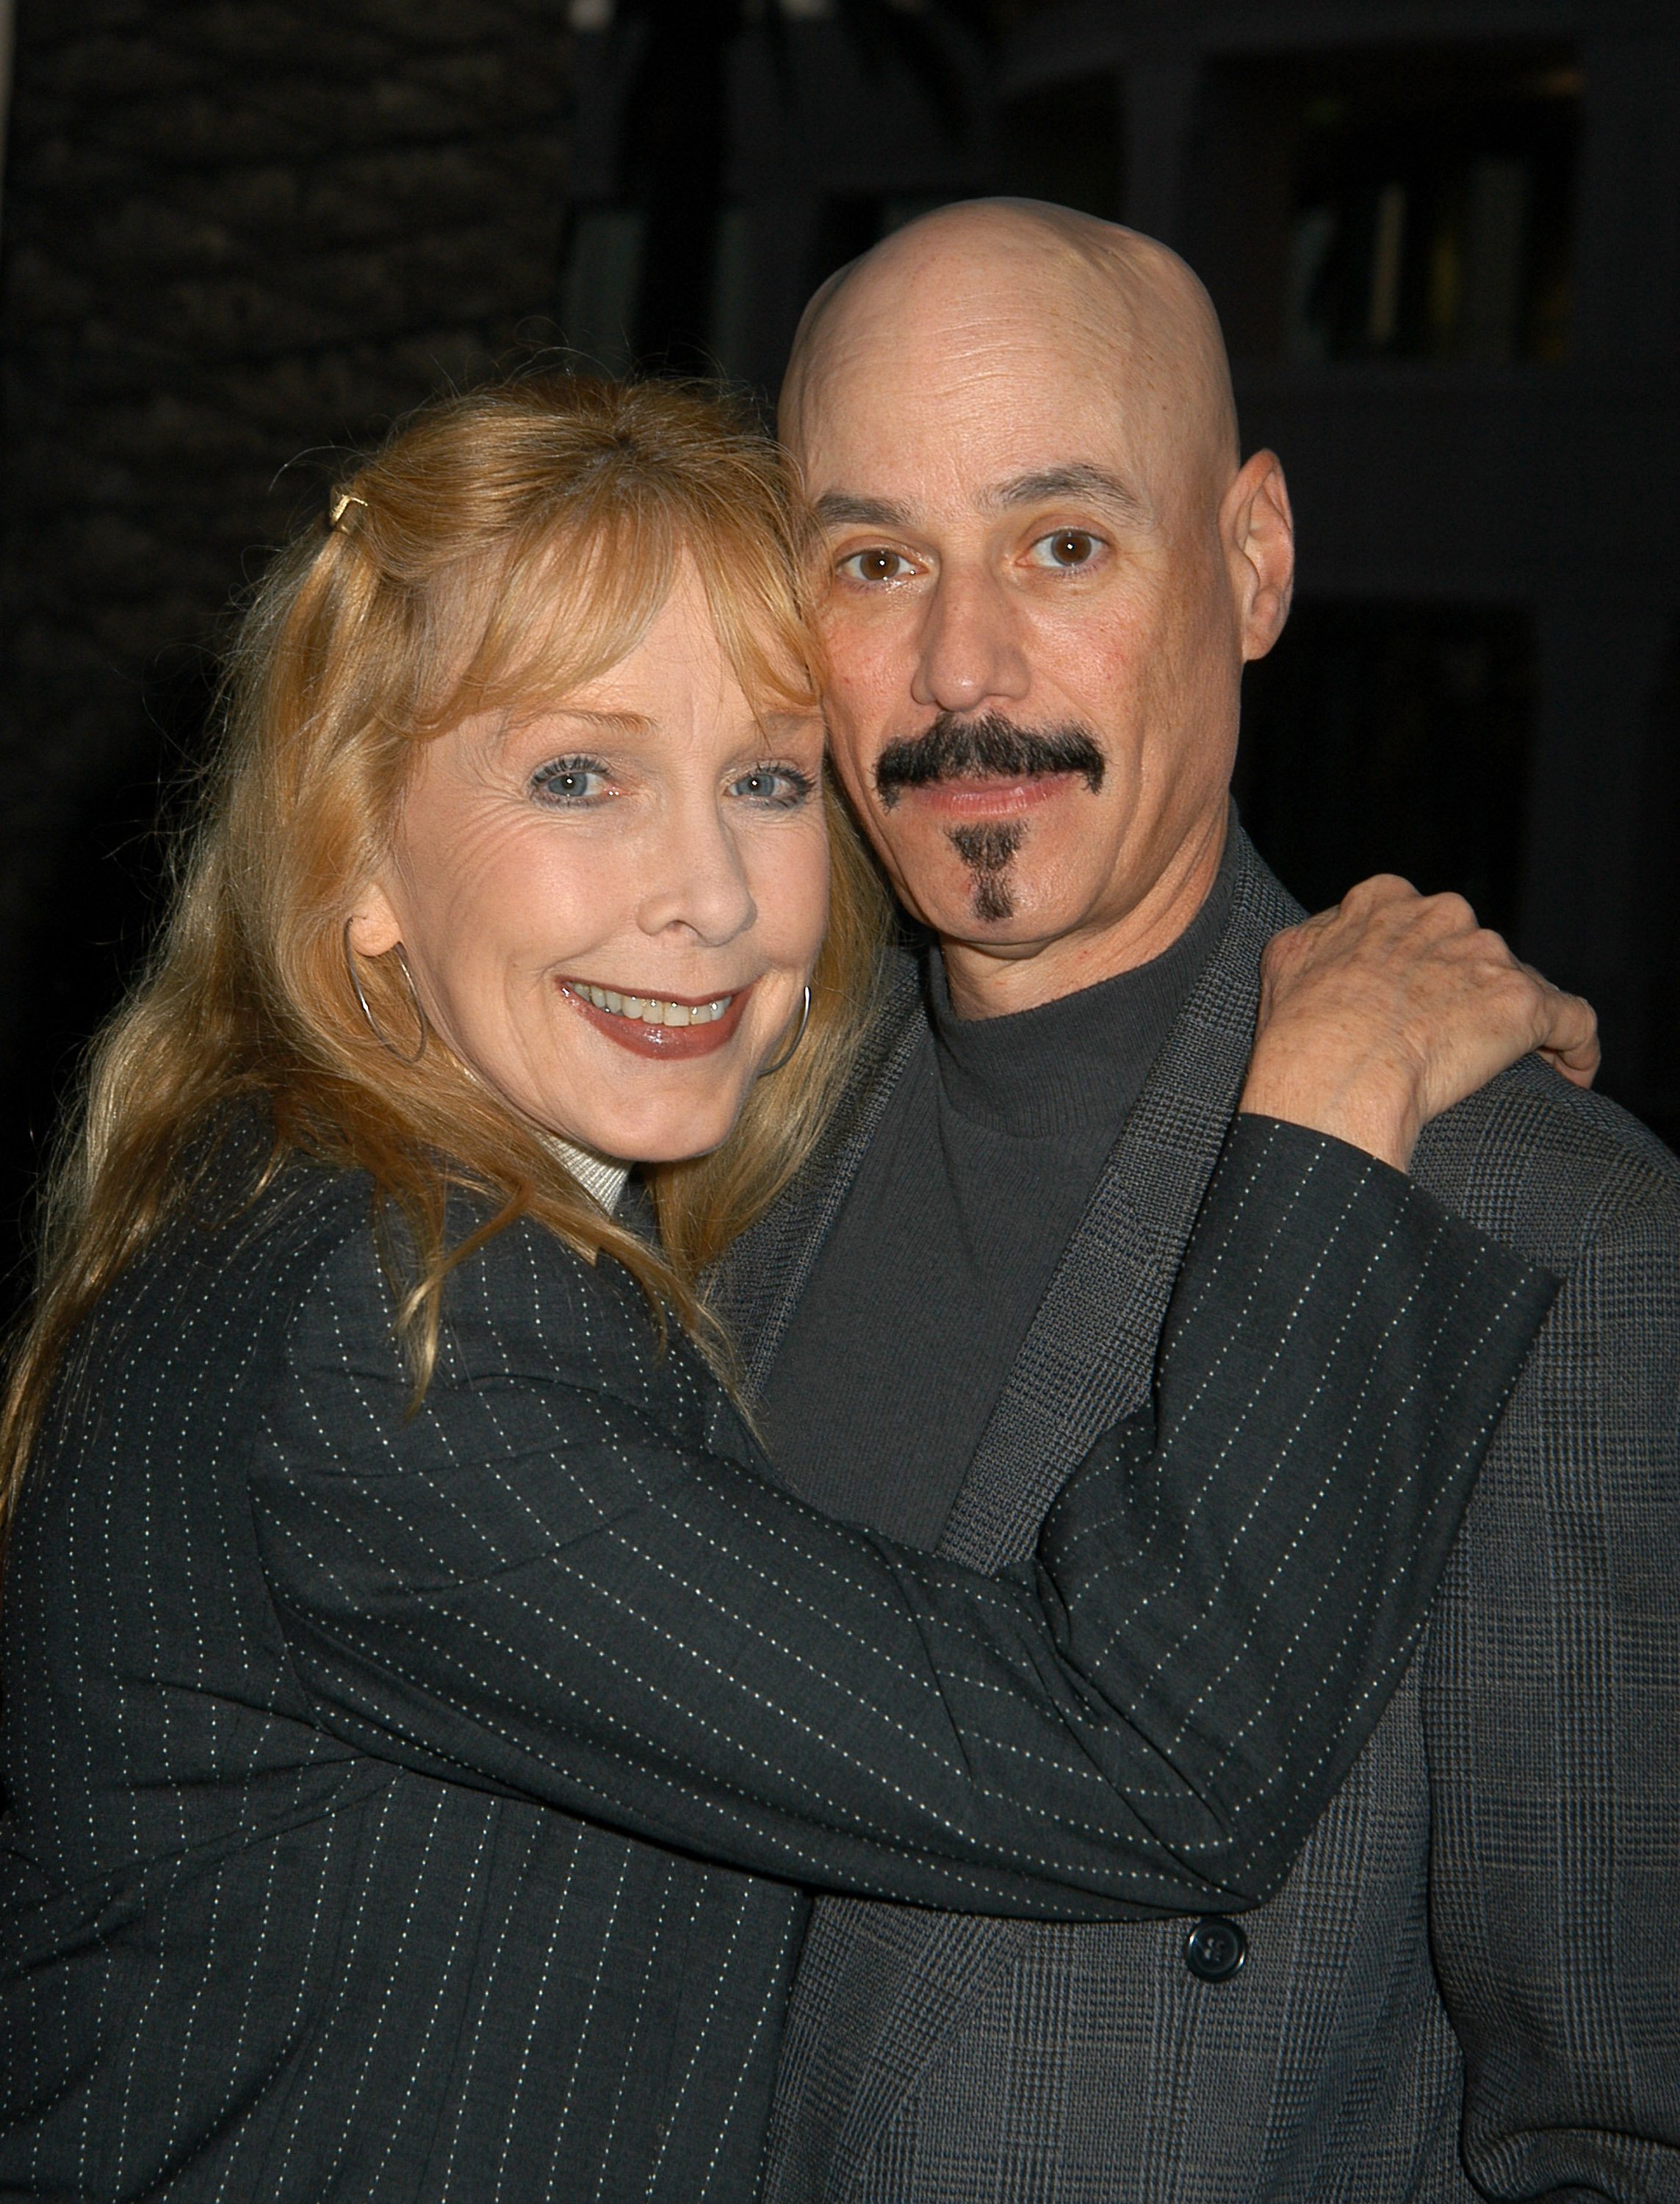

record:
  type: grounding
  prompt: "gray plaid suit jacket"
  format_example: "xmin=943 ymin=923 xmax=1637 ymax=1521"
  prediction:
xmin=714 ymin=828 xmax=1680 ymax=2204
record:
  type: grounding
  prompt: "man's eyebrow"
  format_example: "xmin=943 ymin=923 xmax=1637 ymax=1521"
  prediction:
xmin=984 ymin=465 xmax=1153 ymax=525
xmin=812 ymin=491 xmax=916 ymax=531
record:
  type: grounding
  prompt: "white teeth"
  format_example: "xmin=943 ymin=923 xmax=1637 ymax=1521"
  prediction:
xmin=572 ymin=982 xmax=733 ymax=1026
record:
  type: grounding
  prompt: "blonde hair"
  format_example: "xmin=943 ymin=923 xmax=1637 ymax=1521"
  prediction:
xmin=0 ymin=375 xmax=890 ymax=1527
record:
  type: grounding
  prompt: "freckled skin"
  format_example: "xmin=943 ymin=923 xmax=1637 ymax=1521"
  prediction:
xmin=349 ymin=563 xmax=829 ymax=1164
xmin=782 ymin=198 xmax=1296 ymax=1020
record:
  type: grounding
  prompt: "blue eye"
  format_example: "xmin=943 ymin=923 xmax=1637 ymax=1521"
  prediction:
xmin=729 ymin=764 xmax=814 ymax=810
xmin=532 ymin=755 xmax=610 ymax=805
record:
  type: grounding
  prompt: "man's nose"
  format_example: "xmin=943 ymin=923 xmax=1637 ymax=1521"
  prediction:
xmin=910 ymin=566 xmax=1031 ymax=714
xmin=635 ymin=802 xmax=758 ymax=948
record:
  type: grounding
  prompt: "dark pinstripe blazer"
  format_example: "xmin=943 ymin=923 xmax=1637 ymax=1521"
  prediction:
xmin=732 ymin=828 xmax=1680 ymax=2204
xmin=0 ymin=1107 xmax=1546 ymax=2200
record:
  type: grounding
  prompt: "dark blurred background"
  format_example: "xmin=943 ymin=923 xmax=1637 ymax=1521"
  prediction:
xmin=1 ymin=0 xmax=1676 ymax=1314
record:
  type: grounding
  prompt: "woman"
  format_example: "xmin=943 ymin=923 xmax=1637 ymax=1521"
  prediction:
xmin=0 ymin=377 xmax=1562 ymax=2200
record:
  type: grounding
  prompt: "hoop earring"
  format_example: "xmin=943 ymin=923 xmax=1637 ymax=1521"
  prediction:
xmin=757 ymin=984 xmax=812 ymax=1079
xmin=344 ymin=920 xmax=428 ymax=1066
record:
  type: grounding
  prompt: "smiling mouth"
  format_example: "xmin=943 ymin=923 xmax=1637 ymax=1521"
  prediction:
xmin=558 ymin=977 xmax=754 ymax=1061
xmin=569 ymin=982 xmax=735 ymax=1026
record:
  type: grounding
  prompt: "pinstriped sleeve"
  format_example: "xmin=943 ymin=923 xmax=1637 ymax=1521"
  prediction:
xmin=1034 ymin=1114 xmax=1560 ymax=1899
xmin=247 ymin=1119 xmax=1554 ymax=1918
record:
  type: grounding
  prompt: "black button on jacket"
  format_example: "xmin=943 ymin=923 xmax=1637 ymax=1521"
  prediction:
xmin=1184 ymin=1917 xmax=1248 ymax=1982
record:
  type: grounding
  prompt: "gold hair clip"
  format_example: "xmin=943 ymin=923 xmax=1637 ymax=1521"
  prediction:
xmin=328 ymin=489 xmax=369 ymax=530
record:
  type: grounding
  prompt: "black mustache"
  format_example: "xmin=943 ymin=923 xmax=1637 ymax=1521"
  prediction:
xmin=873 ymin=713 xmax=1106 ymax=809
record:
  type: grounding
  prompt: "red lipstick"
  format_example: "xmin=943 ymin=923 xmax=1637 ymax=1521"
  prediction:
xmin=558 ymin=979 xmax=755 ymax=1061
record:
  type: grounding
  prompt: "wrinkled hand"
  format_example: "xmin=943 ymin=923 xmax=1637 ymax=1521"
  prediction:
xmin=1239 ymin=876 xmax=1598 ymax=1173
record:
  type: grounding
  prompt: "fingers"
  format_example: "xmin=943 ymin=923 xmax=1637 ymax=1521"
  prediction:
xmin=1454 ymin=946 xmax=1599 ymax=1090
xmin=1253 ymin=881 xmax=1604 ymax=1164
xmin=1543 ymin=1051 xmax=1600 ymax=1090
xmin=1534 ymin=988 xmax=1599 ymax=1087
xmin=1336 ymin=873 xmax=1421 ymax=912
xmin=1308 ymin=882 xmax=1483 ymax=966
xmin=1338 ymin=878 xmax=1477 ymax=933
xmin=1511 ymin=957 xmax=1598 ymax=1085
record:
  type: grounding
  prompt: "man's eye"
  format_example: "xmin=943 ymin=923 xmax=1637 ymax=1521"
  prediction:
xmin=837 ymin=547 xmax=916 ymax=585
xmin=531 ymin=756 xmax=611 ymax=805
xmin=1029 ymin=529 xmax=1102 ymax=569
xmin=728 ymin=764 xmax=815 ymax=810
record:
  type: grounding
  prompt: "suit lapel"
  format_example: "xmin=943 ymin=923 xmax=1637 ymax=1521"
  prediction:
xmin=764 ymin=832 xmax=1305 ymax=2203
xmin=937 ymin=830 xmax=1301 ymax=1571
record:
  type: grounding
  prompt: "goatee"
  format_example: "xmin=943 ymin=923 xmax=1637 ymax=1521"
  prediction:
xmin=948 ymin=821 xmax=1025 ymax=923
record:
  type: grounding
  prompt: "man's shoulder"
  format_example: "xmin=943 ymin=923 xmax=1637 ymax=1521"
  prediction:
xmin=1413 ymin=1056 xmax=1680 ymax=1278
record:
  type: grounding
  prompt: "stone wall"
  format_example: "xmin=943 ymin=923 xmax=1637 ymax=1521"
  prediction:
xmin=0 ymin=0 xmax=571 ymax=1289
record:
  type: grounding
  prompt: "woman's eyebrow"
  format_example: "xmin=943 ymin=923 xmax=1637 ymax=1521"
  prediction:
xmin=752 ymin=707 xmax=824 ymax=739
xmin=524 ymin=707 xmax=655 ymax=738
xmin=984 ymin=465 xmax=1153 ymax=526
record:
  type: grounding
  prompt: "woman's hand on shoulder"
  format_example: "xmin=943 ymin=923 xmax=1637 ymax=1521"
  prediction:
xmin=1239 ymin=874 xmax=1599 ymax=1173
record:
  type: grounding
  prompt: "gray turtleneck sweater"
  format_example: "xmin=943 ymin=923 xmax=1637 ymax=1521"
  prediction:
xmin=757 ymin=857 xmax=1234 ymax=1549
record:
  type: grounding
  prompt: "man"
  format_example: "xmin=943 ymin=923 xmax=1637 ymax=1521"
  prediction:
xmin=715 ymin=201 xmax=1680 ymax=2200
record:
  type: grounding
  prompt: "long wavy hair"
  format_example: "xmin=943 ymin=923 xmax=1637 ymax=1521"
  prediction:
xmin=0 ymin=375 xmax=890 ymax=1530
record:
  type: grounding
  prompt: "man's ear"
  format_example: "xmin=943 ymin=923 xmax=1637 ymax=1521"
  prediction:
xmin=1222 ymin=450 xmax=1295 ymax=663
xmin=347 ymin=881 xmax=403 ymax=959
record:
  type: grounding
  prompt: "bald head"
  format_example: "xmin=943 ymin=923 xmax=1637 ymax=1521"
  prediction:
xmin=774 ymin=196 xmax=1296 ymax=1015
xmin=781 ymin=198 xmax=1239 ymax=501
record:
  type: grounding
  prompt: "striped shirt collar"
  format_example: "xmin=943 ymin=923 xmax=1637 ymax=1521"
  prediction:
xmin=549 ymin=1137 xmax=630 ymax=1217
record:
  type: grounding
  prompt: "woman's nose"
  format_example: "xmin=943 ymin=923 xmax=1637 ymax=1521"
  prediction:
xmin=635 ymin=804 xmax=757 ymax=947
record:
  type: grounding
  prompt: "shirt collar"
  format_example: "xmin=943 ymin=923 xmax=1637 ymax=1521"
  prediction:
xmin=548 ymin=1137 xmax=631 ymax=1216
